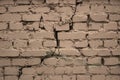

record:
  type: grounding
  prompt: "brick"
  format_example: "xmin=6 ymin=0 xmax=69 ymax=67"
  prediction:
xmin=110 ymin=0 xmax=120 ymax=5
xmin=104 ymin=22 xmax=118 ymax=30
xmin=88 ymin=57 xmax=101 ymax=65
xmin=64 ymin=66 xmax=73 ymax=74
xmin=0 ymin=59 xmax=11 ymax=67
xmin=0 ymin=77 xmax=3 ymax=80
xmin=81 ymin=49 xmax=98 ymax=56
xmin=28 ymin=39 xmax=43 ymax=49
xmin=104 ymin=57 xmax=119 ymax=65
xmin=19 ymin=75 xmax=33 ymax=80
xmin=63 ymin=0 xmax=76 ymax=4
xmin=91 ymin=4 xmax=105 ymax=12
xmin=34 ymin=76 xmax=45 ymax=80
xmin=76 ymin=5 xmax=90 ymax=14
xmin=22 ymin=14 xmax=41 ymax=21
xmin=92 ymin=75 xmax=105 ymax=80
xmin=5 ymin=67 xmax=19 ymax=75
xmin=43 ymin=40 xmax=56 ymax=48
xmin=112 ymin=49 xmax=120 ymax=56
xmin=105 ymin=5 xmax=120 ymax=14
xmin=5 ymin=76 xmax=18 ymax=80
xmin=60 ymin=48 xmax=80 ymax=56
xmin=49 ymin=75 xmax=62 ymax=80
xmin=0 ymin=49 xmax=19 ymax=57
xmin=0 ymin=7 xmax=6 ymax=13
xmin=88 ymin=31 xmax=117 ymax=39
xmin=16 ymin=0 xmax=30 ymax=4
xmin=88 ymin=23 xmax=102 ymax=31
xmin=0 ymin=23 xmax=8 ymax=30
xmin=14 ymin=40 xmax=27 ymax=49
xmin=43 ymin=21 xmax=54 ymax=31
xmin=89 ymin=40 xmax=103 ymax=48
xmin=104 ymin=40 xmax=118 ymax=48
xmin=32 ymin=0 xmax=44 ymax=4
xmin=110 ymin=66 xmax=120 ymax=74
xmin=90 ymin=0 xmax=108 ymax=4
xmin=9 ymin=6 xmax=30 ymax=13
xmin=60 ymin=40 xmax=73 ymax=48
xmin=73 ymin=14 xmax=88 ymax=22
xmin=32 ymin=31 xmax=55 ymax=39
xmin=106 ymin=75 xmax=120 ymax=80
xmin=90 ymin=12 xmax=108 ymax=22
xmin=22 ymin=68 xmax=36 ymax=75
xmin=63 ymin=75 xmax=76 ymax=80
xmin=0 ymin=14 xmax=21 ymax=21
xmin=0 ymin=68 xmax=3 ymax=76
xmin=12 ymin=58 xmax=27 ymax=66
xmin=43 ymin=11 xmax=60 ymax=21
xmin=0 ymin=40 xmax=12 ymax=49
xmin=46 ymin=0 xmax=59 ymax=4
xmin=9 ymin=22 xmax=23 ymax=30
xmin=58 ymin=31 xmax=86 ymax=40
xmin=73 ymin=66 xmax=87 ymax=74
xmin=54 ymin=23 xmax=70 ymax=31
xmin=97 ymin=49 xmax=111 ymax=56
xmin=27 ymin=58 xmax=40 ymax=66
xmin=30 ymin=7 xmax=50 ymax=13
xmin=77 ymin=75 xmax=90 ymax=80
xmin=74 ymin=40 xmax=88 ymax=48
xmin=0 ymin=0 xmax=14 ymax=5
xmin=21 ymin=49 xmax=48 ymax=57
xmin=54 ymin=67 xmax=65 ymax=74
xmin=73 ymin=23 xmax=88 ymax=31
xmin=88 ymin=66 xmax=109 ymax=74
xmin=109 ymin=14 xmax=120 ymax=21
xmin=73 ymin=57 xmax=87 ymax=66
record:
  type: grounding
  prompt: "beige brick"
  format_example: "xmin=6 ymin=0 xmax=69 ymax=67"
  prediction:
xmin=112 ymin=49 xmax=120 ymax=56
xmin=42 ymin=11 xmax=60 ymax=21
xmin=0 ymin=49 xmax=19 ymax=57
xmin=0 ymin=59 xmax=11 ymax=67
xmin=0 ymin=23 xmax=8 ymax=30
xmin=90 ymin=12 xmax=108 ymax=22
xmin=34 ymin=76 xmax=45 ymax=80
xmin=64 ymin=66 xmax=73 ymax=74
xmin=0 ymin=0 xmax=14 ymax=5
xmin=5 ymin=67 xmax=19 ymax=75
xmin=0 ymin=68 xmax=3 ymax=76
xmin=73 ymin=23 xmax=88 ymax=31
xmin=104 ymin=57 xmax=119 ymax=65
xmin=110 ymin=0 xmax=120 ymax=5
xmin=60 ymin=40 xmax=73 ymax=48
xmin=16 ymin=0 xmax=30 ymax=4
xmin=60 ymin=48 xmax=80 ymax=56
xmin=25 ymin=22 xmax=39 ymax=31
xmin=81 ymin=49 xmax=98 ymax=56
xmin=27 ymin=58 xmax=40 ymax=66
xmin=49 ymin=75 xmax=62 ymax=80
xmin=73 ymin=66 xmax=86 ymax=74
xmin=21 ymin=49 xmax=48 ymax=57
xmin=73 ymin=57 xmax=87 ymax=66
xmin=29 ymin=39 xmax=43 ymax=49
xmin=5 ymin=76 xmax=18 ymax=80
xmin=90 ymin=0 xmax=108 ymax=4
xmin=22 ymin=68 xmax=36 ymax=75
xmin=76 ymin=5 xmax=90 ymax=14
xmin=73 ymin=14 xmax=87 ymax=22
xmin=97 ymin=49 xmax=111 ymax=56
xmin=88 ymin=23 xmax=102 ymax=31
xmin=43 ymin=21 xmax=54 ymax=31
xmin=77 ymin=75 xmax=90 ymax=80
xmin=91 ymin=4 xmax=105 ymax=12
xmin=106 ymin=75 xmax=120 ymax=80
xmin=46 ymin=0 xmax=59 ymax=4
xmin=0 ymin=40 xmax=12 ymax=49
xmin=54 ymin=67 xmax=65 ymax=74
xmin=58 ymin=31 xmax=86 ymax=40
xmin=63 ymin=0 xmax=76 ymax=4
xmin=110 ymin=66 xmax=120 ymax=74
xmin=88 ymin=57 xmax=101 ymax=65
xmin=0 ymin=7 xmax=6 ymax=13
xmin=92 ymin=75 xmax=105 ymax=80
xmin=89 ymin=40 xmax=103 ymax=48
xmin=104 ymin=40 xmax=118 ymax=48
xmin=14 ymin=40 xmax=27 ymax=49
xmin=63 ymin=75 xmax=76 ymax=80
xmin=32 ymin=0 xmax=44 ymax=4
xmin=19 ymin=75 xmax=33 ymax=80
xmin=88 ymin=31 xmax=117 ymax=39
xmin=0 ymin=14 xmax=21 ymax=21
xmin=88 ymin=66 xmax=109 ymax=74
xmin=54 ymin=23 xmax=70 ymax=31
xmin=109 ymin=14 xmax=120 ymax=21
xmin=30 ymin=7 xmax=50 ymax=13
xmin=32 ymin=31 xmax=55 ymax=39
xmin=22 ymin=14 xmax=41 ymax=21
xmin=9 ymin=22 xmax=23 ymax=30
xmin=104 ymin=22 xmax=118 ymax=30
xmin=9 ymin=6 xmax=30 ymax=12
xmin=12 ymin=59 xmax=27 ymax=66
xmin=43 ymin=40 xmax=56 ymax=48
xmin=74 ymin=40 xmax=88 ymax=48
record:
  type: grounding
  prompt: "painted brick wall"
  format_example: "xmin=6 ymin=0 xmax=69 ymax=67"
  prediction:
xmin=0 ymin=0 xmax=120 ymax=80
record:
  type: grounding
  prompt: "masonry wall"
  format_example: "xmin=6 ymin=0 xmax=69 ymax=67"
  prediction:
xmin=0 ymin=0 xmax=120 ymax=80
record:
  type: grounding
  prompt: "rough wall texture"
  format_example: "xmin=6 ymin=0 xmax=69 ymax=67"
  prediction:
xmin=0 ymin=0 xmax=120 ymax=80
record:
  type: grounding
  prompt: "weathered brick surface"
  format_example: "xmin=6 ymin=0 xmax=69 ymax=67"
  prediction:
xmin=0 ymin=0 xmax=119 ymax=80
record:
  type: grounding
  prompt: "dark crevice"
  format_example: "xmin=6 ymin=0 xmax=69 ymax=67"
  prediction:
xmin=18 ymin=67 xmax=23 ymax=79
xmin=101 ymin=58 xmax=104 ymax=65
xmin=54 ymin=28 xmax=60 ymax=48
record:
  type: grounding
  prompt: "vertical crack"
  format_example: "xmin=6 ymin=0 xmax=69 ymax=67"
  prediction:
xmin=54 ymin=28 xmax=59 ymax=48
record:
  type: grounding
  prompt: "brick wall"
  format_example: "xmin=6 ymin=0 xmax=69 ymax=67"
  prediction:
xmin=0 ymin=0 xmax=120 ymax=80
